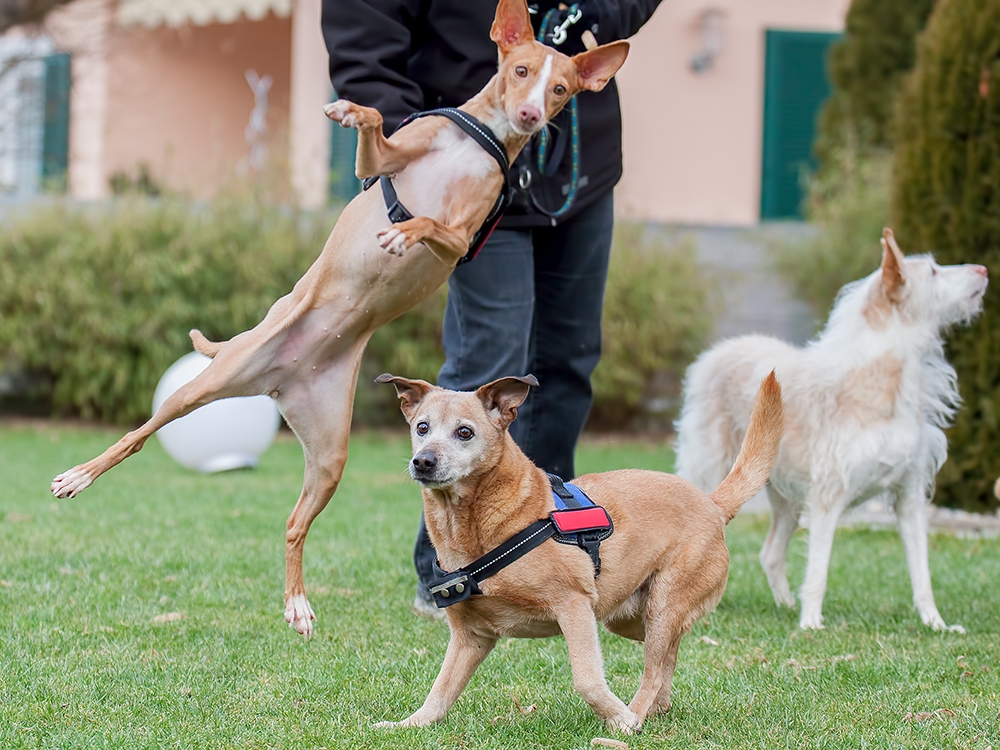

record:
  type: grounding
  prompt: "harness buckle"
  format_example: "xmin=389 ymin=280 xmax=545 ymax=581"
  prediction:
xmin=429 ymin=573 xmax=476 ymax=607
xmin=386 ymin=199 xmax=410 ymax=224
xmin=577 ymin=532 xmax=603 ymax=577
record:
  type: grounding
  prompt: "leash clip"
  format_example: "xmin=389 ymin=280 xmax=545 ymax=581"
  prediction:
xmin=551 ymin=5 xmax=583 ymax=45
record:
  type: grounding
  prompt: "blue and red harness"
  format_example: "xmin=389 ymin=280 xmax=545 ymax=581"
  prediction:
xmin=427 ymin=474 xmax=614 ymax=609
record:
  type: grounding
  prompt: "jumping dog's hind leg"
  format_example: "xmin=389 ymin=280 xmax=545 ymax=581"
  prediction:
xmin=50 ymin=295 xmax=303 ymax=499
xmin=279 ymin=348 xmax=364 ymax=638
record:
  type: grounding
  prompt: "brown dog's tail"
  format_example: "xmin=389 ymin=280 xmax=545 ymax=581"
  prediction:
xmin=189 ymin=329 xmax=224 ymax=358
xmin=709 ymin=371 xmax=783 ymax=523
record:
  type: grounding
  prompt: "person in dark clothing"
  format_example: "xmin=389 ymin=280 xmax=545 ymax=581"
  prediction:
xmin=322 ymin=0 xmax=663 ymax=617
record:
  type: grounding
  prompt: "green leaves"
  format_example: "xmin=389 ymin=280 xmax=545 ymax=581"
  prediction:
xmin=892 ymin=0 xmax=1000 ymax=512
xmin=0 ymin=196 xmax=328 ymax=424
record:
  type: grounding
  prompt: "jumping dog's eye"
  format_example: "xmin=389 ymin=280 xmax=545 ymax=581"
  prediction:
xmin=515 ymin=66 xmax=528 ymax=78
xmin=456 ymin=426 xmax=474 ymax=441
xmin=553 ymin=84 xmax=566 ymax=96
xmin=416 ymin=421 xmax=430 ymax=436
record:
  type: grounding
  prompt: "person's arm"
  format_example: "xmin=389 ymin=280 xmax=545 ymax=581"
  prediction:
xmin=588 ymin=0 xmax=664 ymax=42
xmin=321 ymin=0 xmax=424 ymax=134
xmin=540 ymin=0 xmax=663 ymax=53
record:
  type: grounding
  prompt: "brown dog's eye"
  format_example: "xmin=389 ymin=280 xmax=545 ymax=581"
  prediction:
xmin=416 ymin=421 xmax=429 ymax=436
xmin=456 ymin=426 xmax=474 ymax=441
xmin=553 ymin=84 xmax=566 ymax=96
xmin=515 ymin=66 xmax=528 ymax=78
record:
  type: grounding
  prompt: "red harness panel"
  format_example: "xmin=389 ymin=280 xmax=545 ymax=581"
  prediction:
xmin=550 ymin=506 xmax=613 ymax=534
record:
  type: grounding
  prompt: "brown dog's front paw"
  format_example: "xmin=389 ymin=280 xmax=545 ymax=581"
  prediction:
xmin=378 ymin=227 xmax=410 ymax=255
xmin=605 ymin=709 xmax=642 ymax=735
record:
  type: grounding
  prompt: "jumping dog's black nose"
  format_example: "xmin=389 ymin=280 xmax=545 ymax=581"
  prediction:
xmin=412 ymin=451 xmax=438 ymax=473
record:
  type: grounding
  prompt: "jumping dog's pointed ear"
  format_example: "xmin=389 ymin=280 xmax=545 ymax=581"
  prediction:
xmin=573 ymin=40 xmax=630 ymax=93
xmin=880 ymin=227 xmax=906 ymax=302
xmin=490 ymin=0 xmax=534 ymax=54
xmin=476 ymin=374 xmax=539 ymax=430
xmin=375 ymin=373 xmax=434 ymax=420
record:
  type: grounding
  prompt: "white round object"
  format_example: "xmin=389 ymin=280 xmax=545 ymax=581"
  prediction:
xmin=152 ymin=352 xmax=281 ymax=473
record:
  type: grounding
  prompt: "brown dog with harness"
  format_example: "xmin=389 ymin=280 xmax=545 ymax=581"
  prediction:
xmin=375 ymin=371 xmax=783 ymax=733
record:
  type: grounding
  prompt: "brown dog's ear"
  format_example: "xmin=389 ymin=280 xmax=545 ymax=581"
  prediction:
xmin=574 ymin=40 xmax=630 ymax=93
xmin=879 ymin=227 xmax=906 ymax=302
xmin=375 ymin=373 xmax=433 ymax=420
xmin=490 ymin=0 xmax=534 ymax=54
xmin=476 ymin=374 xmax=539 ymax=430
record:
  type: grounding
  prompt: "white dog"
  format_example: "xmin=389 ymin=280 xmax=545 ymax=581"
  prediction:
xmin=675 ymin=229 xmax=988 ymax=631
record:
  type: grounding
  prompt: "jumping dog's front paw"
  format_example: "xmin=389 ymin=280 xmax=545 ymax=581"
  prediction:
xmin=378 ymin=227 xmax=410 ymax=256
xmin=284 ymin=594 xmax=316 ymax=638
xmin=323 ymin=99 xmax=379 ymax=131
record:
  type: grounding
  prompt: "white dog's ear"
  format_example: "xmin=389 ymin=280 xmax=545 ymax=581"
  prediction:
xmin=880 ymin=228 xmax=906 ymax=302
xmin=476 ymin=375 xmax=538 ymax=430
xmin=375 ymin=373 xmax=433 ymax=420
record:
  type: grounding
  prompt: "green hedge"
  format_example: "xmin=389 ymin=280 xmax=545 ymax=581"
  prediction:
xmin=0 ymin=199 xmax=714 ymax=431
xmin=892 ymin=0 xmax=1000 ymax=512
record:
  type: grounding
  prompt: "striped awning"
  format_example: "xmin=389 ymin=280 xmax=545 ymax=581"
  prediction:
xmin=117 ymin=0 xmax=292 ymax=28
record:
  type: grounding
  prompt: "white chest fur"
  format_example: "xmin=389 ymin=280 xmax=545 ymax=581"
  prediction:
xmin=393 ymin=125 xmax=499 ymax=222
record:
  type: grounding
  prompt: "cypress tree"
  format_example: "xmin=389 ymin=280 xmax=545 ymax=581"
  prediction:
xmin=893 ymin=0 xmax=1000 ymax=511
xmin=815 ymin=0 xmax=935 ymax=163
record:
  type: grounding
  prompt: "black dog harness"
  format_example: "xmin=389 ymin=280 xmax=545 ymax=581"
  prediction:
xmin=427 ymin=474 xmax=614 ymax=608
xmin=362 ymin=107 xmax=512 ymax=266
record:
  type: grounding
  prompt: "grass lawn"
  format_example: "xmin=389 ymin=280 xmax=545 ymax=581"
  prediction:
xmin=0 ymin=421 xmax=997 ymax=749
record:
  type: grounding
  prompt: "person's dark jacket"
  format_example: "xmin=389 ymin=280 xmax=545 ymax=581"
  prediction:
xmin=321 ymin=0 xmax=662 ymax=228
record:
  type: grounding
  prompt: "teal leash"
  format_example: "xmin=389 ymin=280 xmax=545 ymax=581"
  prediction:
xmin=535 ymin=6 xmax=580 ymax=219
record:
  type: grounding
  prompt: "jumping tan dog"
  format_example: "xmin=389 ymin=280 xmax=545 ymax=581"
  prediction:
xmin=375 ymin=372 xmax=783 ymax=733
xmin=49 ymin=0 xmax=629 ymax=639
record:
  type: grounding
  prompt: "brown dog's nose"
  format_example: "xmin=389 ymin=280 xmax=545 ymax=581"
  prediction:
xmin=412 ymin=451 xmax=438 ymax=473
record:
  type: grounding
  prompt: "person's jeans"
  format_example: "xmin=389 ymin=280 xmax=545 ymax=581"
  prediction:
xmin=414 ymin=193 xmax=615 ymax=594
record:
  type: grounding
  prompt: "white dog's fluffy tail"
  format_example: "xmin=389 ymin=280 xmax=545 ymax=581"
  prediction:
xmin=709 ymin=372 xmax=783 ymax=523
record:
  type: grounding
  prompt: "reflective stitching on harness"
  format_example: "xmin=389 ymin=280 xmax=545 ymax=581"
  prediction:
xmin=448 ymin=110 xmax=508 ymax=168
xmin=468 ymin=523 xmax=552 ymax=578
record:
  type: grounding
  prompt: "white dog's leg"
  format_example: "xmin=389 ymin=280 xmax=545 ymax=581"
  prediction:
xmin=798 ymin=495 xmax=846 ymax=630
xmin=894 ymin=486 xmax=965 ymax=633
xmin=759 ymin=486 xmax=799 ymax=608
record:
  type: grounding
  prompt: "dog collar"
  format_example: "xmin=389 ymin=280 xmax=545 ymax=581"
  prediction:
xmin=428 ymin=474 xmax=614 ymax=609
xmin=362 ymin=107 xmax=512 ymax=266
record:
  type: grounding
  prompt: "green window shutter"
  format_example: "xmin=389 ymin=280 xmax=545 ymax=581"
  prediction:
xmin=760 ymin=30 xmax=839 ymax=220
xmin=42 ymin=52 xmax=71 ymax=189
xmin=328 ymin=93 xmax=360 ymax=204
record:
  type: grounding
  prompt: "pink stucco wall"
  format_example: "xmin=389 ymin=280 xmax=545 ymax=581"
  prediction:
xmin=615 ymin=0 xmax=849 ymax=225
xmin=102 ymin=13 xmax=292 ymax=197
xmin=47 ymin=0 xmax=848 ymax=221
